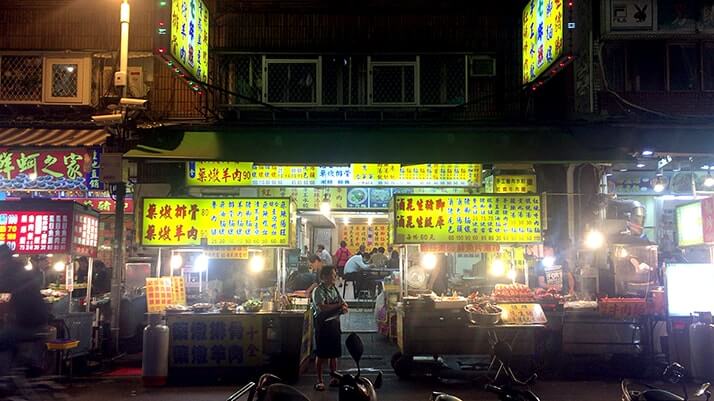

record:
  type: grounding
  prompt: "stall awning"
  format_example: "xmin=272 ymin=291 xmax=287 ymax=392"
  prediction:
xmin=0 ymin=128 xmax=108 ymax=147
xmin=125 ymin=125 xmax=639 ymax=164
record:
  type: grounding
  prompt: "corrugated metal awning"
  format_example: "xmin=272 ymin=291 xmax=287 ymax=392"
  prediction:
xmin=0 ymin=128 xmax=108 ymax=147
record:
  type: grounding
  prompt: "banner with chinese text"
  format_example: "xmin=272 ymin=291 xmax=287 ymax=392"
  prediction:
xmin=59 ymin=198 xmax=134 ymax=214
xmin=167 ymin=314 xmax=263 ymax=368
xmin=485 ymin=175 xmax=537 ymax=194
xmin=393 ymin=195 xmax=542 ymax=244
xmin=0 ymin=148 xmax=99 ymax=191
xmin=186 ymin=162 xmax=482 ymax=187
xmin=141 ymin=198 xmax=291 ymax=247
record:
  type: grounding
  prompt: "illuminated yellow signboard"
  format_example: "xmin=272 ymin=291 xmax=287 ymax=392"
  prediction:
xmin=187 ymin=161 xmax=253 ymax=186
xmin=141 ymin=198 xmax=290 ymax=246
xmin=522 ymin=0 xmax=564 ymax=84
xmin=171 ymin=0 xmax=209 ymax=83
xmin=186 ymin=162 xmax=482 ymax=187
xmin=393 ymin=195 xmax=542 ymax=244
xmin=485 ymin=175 xmax=537 ymax=193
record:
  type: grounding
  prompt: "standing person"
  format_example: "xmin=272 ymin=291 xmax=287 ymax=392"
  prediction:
xmin=311 ymin=265 xmax=348 ymax=391
xmin=316 ymin=244 xmax=333 ymax=266
xmin=388 ymin=246 xmax=400 ymax=269
xmin=0 ymin=245 xmax=48 ymax=356
xmin=333 ymin=241 xmax=351 ymax=277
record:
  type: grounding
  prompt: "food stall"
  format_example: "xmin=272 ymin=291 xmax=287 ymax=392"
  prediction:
xmin=140 ymin=197 xmax=306 ymax=381
xmin=389 ymin=194 xmax=546 ymax=378
xmin=0 ymin=199 xmax=99 ymax=359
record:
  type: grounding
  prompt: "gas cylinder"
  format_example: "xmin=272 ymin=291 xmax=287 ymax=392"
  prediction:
xmin=142 ymin=313 xmax=169 ymax=386
xmin=689 ymin=312 xmax=713 ymax=381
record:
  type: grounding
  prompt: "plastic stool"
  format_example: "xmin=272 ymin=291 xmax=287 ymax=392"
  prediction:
xmin=46 ymin=340 xmax=79 ymax=380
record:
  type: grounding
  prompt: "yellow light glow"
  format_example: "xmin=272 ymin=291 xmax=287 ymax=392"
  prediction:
xmin=617 ymin=247 xmax=629 ymax=258
xmin=507 ymin=269 xmax=517 ymax=281
xmin=249 ymin=255 xmax=265 ymax=273
xmin=53 ymin=261 xmax=66 ymax=272
xmin=489 ymin=259 xmax=506 ymax=277
xmin=170 ymin=254 xmax=183 ymax=270
xmin=420 ymin=253 xmax=437 ymax=270
xmin=585 ymin=230 xmax=605 ymax=250
xmin=320 ymin=199 xmax=331 ymax=216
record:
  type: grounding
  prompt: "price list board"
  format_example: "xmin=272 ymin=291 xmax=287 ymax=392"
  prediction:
xmin=0 ymin=212 xmax=71 ymax=254
xmin=393 ymin=195 xmax=542 ymax=244
xmin=141 ymin=197 xmax=291 ymax=247
xmin=0 ymin=200 xmax=100 ymax=256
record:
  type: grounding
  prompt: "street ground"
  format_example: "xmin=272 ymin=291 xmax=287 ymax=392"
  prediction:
xmin=63 ymin=375 xmax=705 ymax=401
xmin=57 ymin=312 xmax=702 ymax=401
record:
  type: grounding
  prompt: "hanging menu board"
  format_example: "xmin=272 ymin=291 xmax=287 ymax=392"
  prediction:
xmin=393 ymin=195 xmax=542 ymax=244
xmin=141 ymin=198 xmax=291 ymax=247
xmin=338 ymin=224 xmax=390 ymax=254
xmin=186 ymin=162 xmax=482 ymax=187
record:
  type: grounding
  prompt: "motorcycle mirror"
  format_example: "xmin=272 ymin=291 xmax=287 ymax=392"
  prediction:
xmin=346 ymin=333 xmax=364 ymax=374
xmin=374 ymin=372 xmax=383 ymax=389
xmin=696 ymin=383 xmax=711 ymax=397
xmin=663 ymin=363 xmax=686 ymax=384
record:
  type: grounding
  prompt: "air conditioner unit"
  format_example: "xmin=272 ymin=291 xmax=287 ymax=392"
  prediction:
xmin=469 ymin=56 xmax=497 ymax=77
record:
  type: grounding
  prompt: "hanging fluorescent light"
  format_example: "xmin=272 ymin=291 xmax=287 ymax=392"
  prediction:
xmin=320 ymin=193 xmax=331 ymax=216
xmin=170 ymin=254 xmax=184 ymax=270
xmin=641 ymin=150 xmax=654 ymax=157
xmin=636 ymin=163 xmax=646 ymax=168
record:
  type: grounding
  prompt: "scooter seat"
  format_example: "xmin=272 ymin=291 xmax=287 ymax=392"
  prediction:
xmin=638 ymin=389 xmax=685 ymax=401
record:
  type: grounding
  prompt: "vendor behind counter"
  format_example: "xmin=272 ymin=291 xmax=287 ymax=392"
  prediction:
xmin=535 ymin=240 xmax=575 ymax=296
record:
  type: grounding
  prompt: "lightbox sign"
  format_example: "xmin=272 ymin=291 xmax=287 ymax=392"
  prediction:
xmin=522 ymin=0 xmax=568 ymax=84
xmin=0 ymin=201 xmax=99 ymax=256
xmin=141 ymin=198 xmax=290 ymax=247
xmin=392 ymin=195 xmax=542 ymax=244
xmin=186 ymin=162 xmax=482 ymax=187
xmin=675 ymin=201 xmax=704 ymax=247
xmin=0 ymin=148 xmax=97 ymax=191
xmin=155 ymin=0 xmax=209 ymax=92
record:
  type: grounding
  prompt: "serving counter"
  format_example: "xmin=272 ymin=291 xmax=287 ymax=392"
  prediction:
xmin=165 ymin=310 xmax=305 ymax=382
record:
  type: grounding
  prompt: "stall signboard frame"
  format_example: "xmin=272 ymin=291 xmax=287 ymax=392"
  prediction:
xmin=522 ymin=0 xmax=575 ymax=86
xmin=186 ymin=162 xmax=482 ymax=188
xmin=0 ymin=200 xmax=99 ymax=257
xmin=141 ymin=197 xmax=291 ymax=247
xmin=392 ymin=194 xmax=542 ymax=244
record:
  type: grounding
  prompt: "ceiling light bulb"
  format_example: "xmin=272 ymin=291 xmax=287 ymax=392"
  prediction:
xmin=249 ymin=255 xmax=265 ymax=273
xmin=320 ymin=196 xmax=331 ymax=216
xmin=705 ymin=175 xmax=714 ymax=188
xmin=421 ymin=253 xmax=437 ymax=270
xmin=170 ymin=254 xmax=183 ymax=270
xmin=636 ymin=163 xmax=646 ymax=168
xmin=585 ymin=230 xmax=605 ymax=250
xmin=53 ymin=261 xmax=66 ymax=272
xmin=24 ymin=261 xmax=33 ymax=271
xmin=489 ymin=259 xmax=506 ymax=277
xmin=642 ymin=150 xmax=654 ymax=156
xmin=194 ymin=254 xmax=208 ymax=272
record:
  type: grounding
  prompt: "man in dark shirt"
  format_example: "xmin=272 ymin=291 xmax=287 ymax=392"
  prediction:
xmin=0 ymin=245 xmax=49 ymax=352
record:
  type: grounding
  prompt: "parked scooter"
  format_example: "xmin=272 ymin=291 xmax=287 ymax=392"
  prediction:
xmin=430 ymin=341 xmax=541 ymax=401
xmin=621 ymin=362 xmax=711 ymax=401
xmin=330 ymin=333 xmax=383 ymax=401
xmin=227 ymin=333 xmax=382 ymax=401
